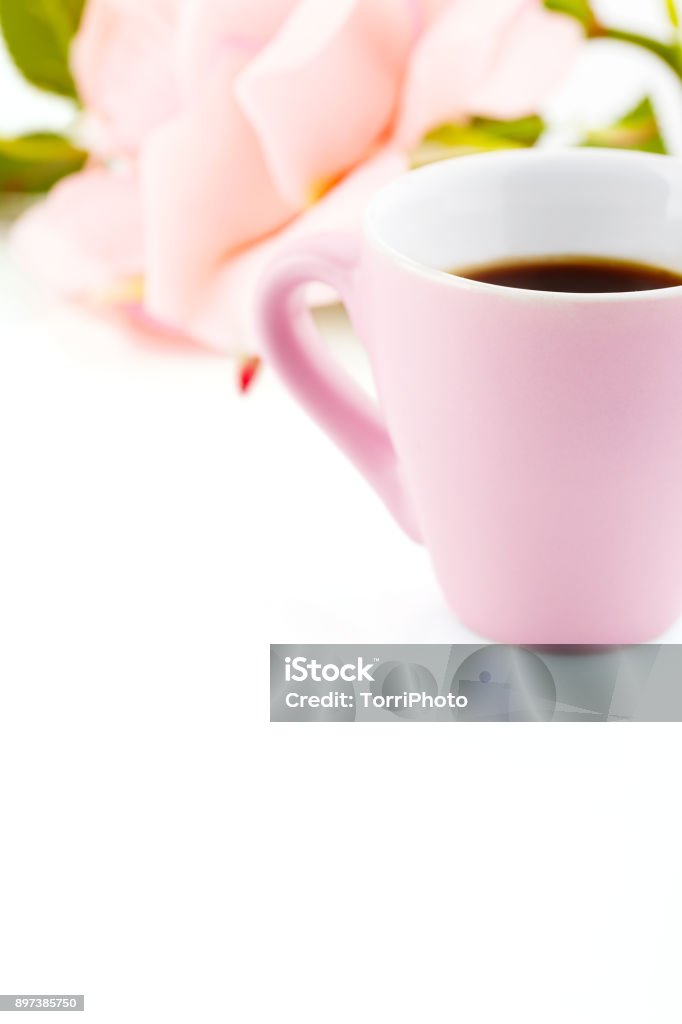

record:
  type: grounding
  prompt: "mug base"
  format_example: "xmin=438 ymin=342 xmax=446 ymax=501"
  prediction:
xmin=452 ymin=606 xmax=678 ymax=648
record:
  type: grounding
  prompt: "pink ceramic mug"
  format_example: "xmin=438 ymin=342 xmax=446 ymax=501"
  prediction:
xmin=257 ymin=150 xmax=682 ymax=644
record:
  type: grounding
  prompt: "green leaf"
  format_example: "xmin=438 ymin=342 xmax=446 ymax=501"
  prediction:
xmin=666 ymin=0 xmax=680 ymax=29
xmin=469 ymin=115 xmax=545 ymax=147
xmin=543 ymin=0 xmax=596 ymax=33
xmin=582 ymin=97 xmax=667 ymax=154
xmin=413 ymin=115 xmax=545 ymax=166
xmin=0 ymin=0 xmax=86 ymax=98
xmin=0 ymin=133 xmax=87 ymax=193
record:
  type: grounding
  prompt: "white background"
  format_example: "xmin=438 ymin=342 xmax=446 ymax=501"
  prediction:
xmin=0 ymin=1 xmax=681 ymax=1021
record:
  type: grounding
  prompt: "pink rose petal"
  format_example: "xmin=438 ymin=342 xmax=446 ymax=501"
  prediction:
xmin=176 ymin=0 xmax=298 ymax=97
xmin=72 ymin=0 xmax=181 ymax=156
xmin=141 ymin=53 xmax=298 ymax=327
xmin=396 ymin=0 xmax=579 ymax=147
xmin=173 ymin=147 xmax=408 ymax=353
xmin=470 ymin=3 xmax=582 ymax=119
xmin=236 ymin=0 xmax=414 ymax=206
xmin=11 ymin=167 xmax=144 ymax=297
xmin=12 ymin=0 xmax=580 ymax=362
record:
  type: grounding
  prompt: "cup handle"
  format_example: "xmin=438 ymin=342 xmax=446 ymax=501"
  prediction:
xmin=257 ymin=233 xmax=421 ymax=542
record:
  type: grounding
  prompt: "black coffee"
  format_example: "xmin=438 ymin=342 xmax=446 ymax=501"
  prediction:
xmin=453 ymin=256 xmax=682 ymax=293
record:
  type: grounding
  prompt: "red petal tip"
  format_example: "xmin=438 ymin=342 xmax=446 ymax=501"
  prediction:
xmin=238 ymin=356 xmax=261 ymax=394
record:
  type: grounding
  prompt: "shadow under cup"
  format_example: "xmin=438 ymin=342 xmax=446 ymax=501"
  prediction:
xmin=259 ymin=151 xmax=682 ymax=644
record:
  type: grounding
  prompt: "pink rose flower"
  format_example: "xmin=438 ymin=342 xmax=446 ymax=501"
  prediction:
xmin=12 ymin=0 xmax=580 ymax=354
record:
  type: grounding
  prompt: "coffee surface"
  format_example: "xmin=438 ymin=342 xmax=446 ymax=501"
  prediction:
xmin=453 ymin=257 xmax=682 ymax=293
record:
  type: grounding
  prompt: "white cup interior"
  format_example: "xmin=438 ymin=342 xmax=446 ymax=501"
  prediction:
xmin=366 ymin=150 xmax=682 ymax=279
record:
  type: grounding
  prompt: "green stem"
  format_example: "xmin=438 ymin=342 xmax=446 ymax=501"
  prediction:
xmin=597 ymin=25 xmax=682 ymax=79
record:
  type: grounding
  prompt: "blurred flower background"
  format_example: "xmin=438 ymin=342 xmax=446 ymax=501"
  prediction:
xmin=0 ymin=0 xmax=680 ymax=388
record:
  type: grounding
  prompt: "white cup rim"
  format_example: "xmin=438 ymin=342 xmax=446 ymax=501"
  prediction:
xmin=364 ymin=149 xmax=682 ymax=304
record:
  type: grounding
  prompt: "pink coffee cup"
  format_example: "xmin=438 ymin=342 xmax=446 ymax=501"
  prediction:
xmin=256 ymin=150 xmax=682 ymax=644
